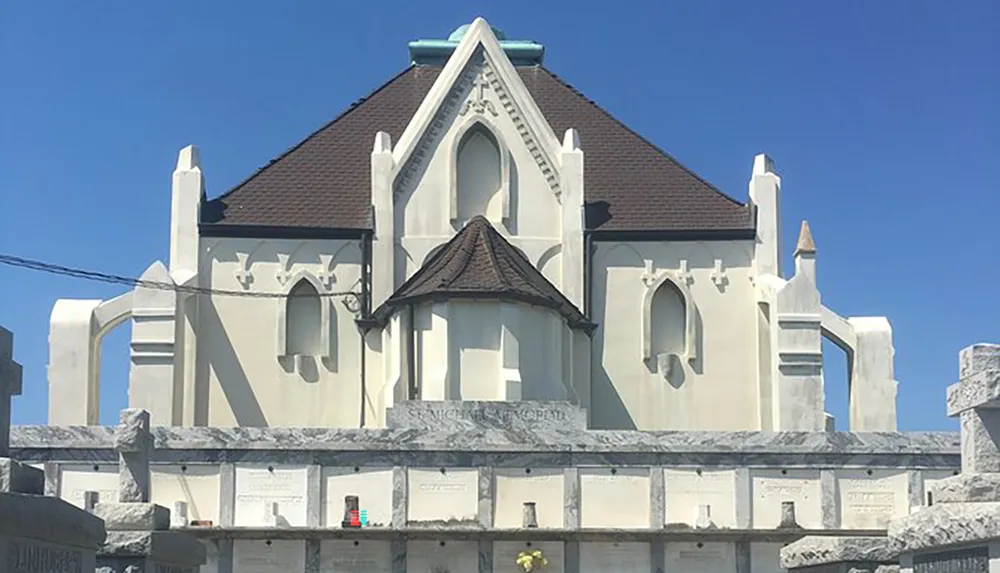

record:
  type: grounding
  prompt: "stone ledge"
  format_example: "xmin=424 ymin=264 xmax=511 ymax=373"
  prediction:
xmin=101 ymin=530 xmax=207 ymax=567
xmin=9 ymin=425 xmax=962 ymax=455
xmin=0 ymin=458 xmax=43 ymax=494
xmin=175 ymin=526 xmax=887 ymax=543
xmin=780 ymin=536 xmax=896 ymax=569
xmin=888 ymin=502 xmax=1000 ymax=553
xmin=93 ymin=502 xmax=170 ymax=531
xmin=930 ymin=473 xmax=1000 ymax=503
xmin=0 ymin=492 xmax=106 ymax=548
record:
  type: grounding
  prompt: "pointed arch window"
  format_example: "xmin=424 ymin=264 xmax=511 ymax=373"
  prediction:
xmin=450 ymin=118 xmax=511 ymax=225
xmin=277 ymin=272 xmax=331 ymax=359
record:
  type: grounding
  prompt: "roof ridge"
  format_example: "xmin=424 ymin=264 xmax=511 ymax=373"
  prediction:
xmin=479 ymin=221 xmax=510 ymax=290
xmin=536 ymin=66 xmax=748 ymax=209
xmin=209 ymin=65 xmax=418 ymax=204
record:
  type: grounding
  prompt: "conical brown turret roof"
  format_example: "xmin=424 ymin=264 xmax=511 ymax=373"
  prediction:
xmin=369 ymin=216 xmax=593 ymax=331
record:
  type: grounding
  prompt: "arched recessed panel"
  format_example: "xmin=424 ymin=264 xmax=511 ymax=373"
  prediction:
xmin=286 ymin=280 xmax=322 ymax=355
xmin=276 ymin=271 xmax=331 ymax=358
xmin=450 ymin=118 xmax=511 ymax=225
xmin=641 ymin=272 xmax=698 ymax=364
xmin=650 ymin=281 xmax=686 ymax=358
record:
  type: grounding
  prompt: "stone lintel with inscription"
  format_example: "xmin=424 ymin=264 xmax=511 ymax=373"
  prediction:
xmin=780 ymin=535 xmax=897 ymax=569
xmin=0 ymin=492 xmax=106 ymax=549
xmin=386 ymin=401 xmax=588 ymax=432
xmin=100 ymin=530 xmax=207 ymax=568
xmin=888 ymin=502 xmax=1000 ymax=554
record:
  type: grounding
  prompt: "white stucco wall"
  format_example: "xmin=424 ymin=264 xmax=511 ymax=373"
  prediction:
xmin=198 ymin=238 xmax=365 ymax=427
xmin=413 ymin=301 xmax=570 ymax=401
xmin=591 ymin=240 xmax=758 ymax=430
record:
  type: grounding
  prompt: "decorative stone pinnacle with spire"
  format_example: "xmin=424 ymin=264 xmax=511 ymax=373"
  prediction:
xmin=794 ymin=220 xmax=816 ymax=256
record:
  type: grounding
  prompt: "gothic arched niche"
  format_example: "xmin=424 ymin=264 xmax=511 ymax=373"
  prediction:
xmin=451 ymin=120 xmax=510 ymax=225
xmin=640 ymin=272 xmax=698 ymax=384
xmin=650 ymin=280 xmax=686 ymax=362
xmin=286 ymin=279 xmax=322 ymax=356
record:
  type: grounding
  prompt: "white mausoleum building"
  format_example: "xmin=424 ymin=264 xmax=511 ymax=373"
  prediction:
xmin=47 ymin=19 xmax=897 ymax=433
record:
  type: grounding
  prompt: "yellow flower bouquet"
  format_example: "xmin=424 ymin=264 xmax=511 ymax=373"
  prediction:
xmin=515 ymin=549 xmax=548 ymax=572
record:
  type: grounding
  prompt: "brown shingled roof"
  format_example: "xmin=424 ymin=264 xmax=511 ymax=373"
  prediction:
xmin=202 ymin=65 xmax=753 ymax=233
xmin=370 ymin=216 xmax=593 ymax=331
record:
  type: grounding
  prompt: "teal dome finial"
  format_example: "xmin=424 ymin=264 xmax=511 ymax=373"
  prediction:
xmin=448 ymin=23 xmax=506 ymax=42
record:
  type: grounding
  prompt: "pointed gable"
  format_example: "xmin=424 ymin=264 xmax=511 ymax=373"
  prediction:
xmin=201 ymin=26 xmax=753 ymax=234
xmin=370 ymin=216 xmax=593 ymax=331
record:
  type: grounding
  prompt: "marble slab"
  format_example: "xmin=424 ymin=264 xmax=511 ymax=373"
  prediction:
xmin=406 ymin=540 xmax=478 ymax=573
xmin=323 ymin=467 xmax=393 ymax=527
xmin=150 ymin=464 xmax=221 ymax=525
xmin=750 ymin=542 xmax=783 ymax=573
xmin=234 ymin=540 xmax=305 ymax=573
xmin=836 ymin=469 xmax=909 ymax=529
xmin=58 ymin=463 xmax=119 ymax=508
xmin=664 ymin=542 xmax=736 ymax=572
xmin=233 ymin=465 xmax=308 ymax=527
xmin=751 ymin=469 xmax=822 ymax=529
xmin=579 ymin=468 xmax=650 ymax=529
xmin=407 ymin=468 xmax=479 ymax=525
xmin=493 ymin=468 xmax=564 ymax=528
xmin=320 ymin=540 xmax=391 ymax=573
xmin=10 ymin=425 xmax=961 ymax=463
xmin=493 ymin=541 xmax=565 ymax=573
xmin=664 ymin=468 xmax=738 ymax=528
xmin=579 ymin=542 xmax=649 ymax=573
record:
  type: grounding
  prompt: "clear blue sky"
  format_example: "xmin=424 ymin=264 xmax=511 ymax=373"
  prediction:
xmin=1 ymin=1 xmax=996 ymax=429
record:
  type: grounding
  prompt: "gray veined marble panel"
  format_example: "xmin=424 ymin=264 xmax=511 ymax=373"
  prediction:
xmin=9 ymin=426 xmax=962 ymax=470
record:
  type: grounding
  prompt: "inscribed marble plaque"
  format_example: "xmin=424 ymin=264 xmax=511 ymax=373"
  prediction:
xmin=750 ymin=469 xmax=821 ymax=529
xmin=493 ymin=469 xmax=564 ymax=528
xmin=150 ymin=465 xmax=221 ymax=525
xmin=233 ymin=466 xmax=307 ymax=527
xmin=579 ymin=468 xmax=650 ymax=529
xmin=750 ymin=543 xmax=783 ymax=573
xmin=579 ymin=542 xmax=649 ymax=573
xmin=664 ymin=542 xmax=735 ymax=572
xmin=407 ymin=468 xmax=478 ymax=524
xmin=494 ymin=542 xmax=565 ymax=573
xmin=233 ymin=540 xmax=305 ymax=573
xmin=1 ymin=536 xmax=92 ymax=573
xmin=59 ymin=464 xmax=119 ymax=509
xmin=836 ymin=469 xmax=908 ymax=529
xmin=322 ymin=468 xmax=392 ymax=528
xmin=664 ymin=468 xmax=737 ymax=528
xmin=406 ymin=541 xmax=478 ymax=573
xmin=320 ymin=540 xmax=391 ymax=573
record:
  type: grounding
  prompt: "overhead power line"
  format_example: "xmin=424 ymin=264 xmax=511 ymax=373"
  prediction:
xmin=0 ymin=253 xmax=363 ymax=300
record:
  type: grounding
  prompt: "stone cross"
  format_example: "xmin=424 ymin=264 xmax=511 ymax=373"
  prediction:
xmin=0 ymin=327 xmax=24 ymax=458
xmin=114 ymin=408 xmax=153 ymax=502
xmin=946 ymin=343 xmax=1000 ymax=473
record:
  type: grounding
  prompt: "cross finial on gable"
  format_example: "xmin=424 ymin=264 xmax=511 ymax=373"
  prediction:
xmin=945 ymin=343 xmax=1000 ymax=473
xmin=114 ymin=408 xmax=153 ymax=502
xmin=0 ymin=327 xmax=24 ymax=457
